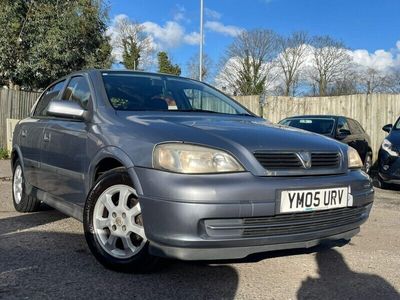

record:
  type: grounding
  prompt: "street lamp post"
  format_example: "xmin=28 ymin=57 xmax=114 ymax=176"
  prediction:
xmin=199 ymin=0 xmax=204 ymax=81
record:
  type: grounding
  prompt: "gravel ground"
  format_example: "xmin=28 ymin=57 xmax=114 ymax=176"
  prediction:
xmin=0 ymin=159 xmax=399 ymax=300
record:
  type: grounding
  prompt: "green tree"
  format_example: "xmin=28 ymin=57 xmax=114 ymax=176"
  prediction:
xmin=157 ymin=51 xmax=181 ymax=76
xmin=0 ymin=0 xmax=112 ymax=89
xmin=122 ymin=40 xmax=141 ymax=70
xmin=0 ymin=0 xmax=27 ymax=87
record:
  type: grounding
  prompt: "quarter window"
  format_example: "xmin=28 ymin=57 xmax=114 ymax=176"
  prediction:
xmin=63 ymin=76 xmax=91 ymax=109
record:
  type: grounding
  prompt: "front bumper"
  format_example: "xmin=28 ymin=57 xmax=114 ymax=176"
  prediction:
xmin=132 ymin=167 xmax=374 ymax=260
xmin=378 ymin=149 xmax=400 ymax=184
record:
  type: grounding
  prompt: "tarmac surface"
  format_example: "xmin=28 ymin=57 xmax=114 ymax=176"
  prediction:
xmin=0 ymin=159 xmax=399 ymax=299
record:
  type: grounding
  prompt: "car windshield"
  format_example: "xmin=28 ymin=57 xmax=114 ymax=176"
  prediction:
xmin=280 ymin=118 xmax=335 ymax=135
xmin=101 ymin=73 xmax=252 ymax=116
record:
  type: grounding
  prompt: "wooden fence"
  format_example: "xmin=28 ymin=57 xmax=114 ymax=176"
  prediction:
xmin=0 ymin=88 xmax=40 ymax=149
xmin=1 ymin=88 xmax=399 ymax=161
xmin=234 ymin=94 xmax=400 ymax=159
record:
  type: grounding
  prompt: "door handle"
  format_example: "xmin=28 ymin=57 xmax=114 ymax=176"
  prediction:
xmin=21 ymin=129 xmax=27 ymax=137
xmin=43 ymin=132 xmax=51 ymax=142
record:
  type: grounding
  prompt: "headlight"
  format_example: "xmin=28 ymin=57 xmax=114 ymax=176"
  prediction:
xmin=348 ymin=146 xmax=363 ymax=169
xmin=382 ymin=139 xmax=399 ymax=157
xmin=153 ymin=143 xmax=244 ymax=174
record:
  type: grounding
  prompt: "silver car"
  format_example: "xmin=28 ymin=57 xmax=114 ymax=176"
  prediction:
xmin=11 ymin=70 xmax=374 ymax=272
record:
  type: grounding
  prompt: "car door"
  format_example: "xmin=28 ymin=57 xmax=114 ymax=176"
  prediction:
xmin=40 ymin=76 xmax=92 ymax=205
xmin=19 ymin=80 xmax=66 ymax=189
xmin=336 ymin=117 xmax=358 ymax=149
xmin=348 ymin=119 xmax=369 ymax=162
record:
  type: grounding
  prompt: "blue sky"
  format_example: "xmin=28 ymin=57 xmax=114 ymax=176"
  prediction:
xmin=108 ymin=0 xmax=400 ymax=76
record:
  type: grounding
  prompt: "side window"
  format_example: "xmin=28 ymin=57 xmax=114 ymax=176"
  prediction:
xmin=354 ymin=120 xmax=365 ymax=134
xmin=62 ymin=76 xmax=91 ymax=109
xmin=347 ymin=119 xmax=363 ymax=134
xmin=34 ymin=80 xmax=66 ymax=117
xmin=337 ymin=118 xmax=350 ymax=133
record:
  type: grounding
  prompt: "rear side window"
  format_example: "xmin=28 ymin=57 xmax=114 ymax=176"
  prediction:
xmin=34 ymin=80 xmax=66 ymax=117
xmin=352 ymin=120 xmax=365 ymax=134
xmin=348 ymin=119 xmax=364 ymax=134
xmin=337 ymin=118 xmax=350 ymax=133
xmin=62 ymin=76 xmax=91 ymax=109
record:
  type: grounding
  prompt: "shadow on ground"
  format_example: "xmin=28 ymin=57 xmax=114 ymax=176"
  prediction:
xmin=1 ymin=210 xmax=398 ymax=299
xmin=0 ymin=212 xmax=239 ymax=299
xmin=297 ymin=249 xmax=399 ymax=300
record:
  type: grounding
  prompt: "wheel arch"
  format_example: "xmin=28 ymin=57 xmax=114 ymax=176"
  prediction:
xmin=88 ymin=146 xmax=143 ymax=196
xmin=11 ymin=146 xmax=24 ymax=171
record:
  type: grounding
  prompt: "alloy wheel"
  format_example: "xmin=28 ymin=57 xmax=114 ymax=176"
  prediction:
xmin=13 ymin=165 xmax=23 ymax=205
xmin=93 ymin=184 xmax=147 ymax=259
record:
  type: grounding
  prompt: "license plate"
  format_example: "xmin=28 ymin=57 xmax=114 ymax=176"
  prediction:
xmin=280 ymin=187 xmax=349 ymax=213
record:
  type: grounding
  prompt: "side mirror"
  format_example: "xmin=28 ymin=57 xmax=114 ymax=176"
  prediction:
xmin=47 ymin=100 xmax=87 ymax=120
xmin=337 ymin=128 xmax=351 ymax=139
xmin=382 ymin=124 xmax=393 ymax=133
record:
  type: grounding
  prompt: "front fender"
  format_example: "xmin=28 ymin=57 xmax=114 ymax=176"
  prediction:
xmin=87 ymin=146 xmax=144 ymax=195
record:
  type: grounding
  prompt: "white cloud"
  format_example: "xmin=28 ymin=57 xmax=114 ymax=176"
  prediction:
xmin=142 ymin=21 xmax=185 ymax=49
xmin=142 ymin=21 xmax=201 ymax=49
xmin=205 ymin=21 xmax=243 ymax=37
xmin=184 ymin=32 xmax=201 ymax=45
xmin=349 ymin=47 xmax=400 ymax=72
xmin=205 ymin=8 xmax=221 ymax=20
xmin=107 ymin=13 xmax=200 ymax=53
xmin=173 ymin=4 xmax=186 ymax=22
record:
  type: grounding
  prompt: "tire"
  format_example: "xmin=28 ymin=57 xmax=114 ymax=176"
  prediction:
xmin=363 ymin=152 xmax=372 ymax=174
xmin=83 ymin=168 xmax=158 ymax=273
xmin=377 ymin=176 xmax=389 ymax=190
xmin=12 ymin=159 xmax=41 ymax=212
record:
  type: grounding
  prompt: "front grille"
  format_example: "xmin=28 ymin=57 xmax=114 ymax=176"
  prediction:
xmin=254 ymin=151 xmax=340 ymax=170
xmin=204 ymin=206 xmax=368 ymax=238
xmin=311 ymin=153 xmax=340 ymax=168
xmin=254 ymin=152 xmax=302 ymax=169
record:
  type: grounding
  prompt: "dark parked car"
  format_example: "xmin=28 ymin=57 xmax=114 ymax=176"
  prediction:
xmin=279 ymin=115 xmax=373 ymax=173
xmin=378 ymin=117 xmax=400 ymax=188
xmin=11 ymin=70 xmax=374 ymax=273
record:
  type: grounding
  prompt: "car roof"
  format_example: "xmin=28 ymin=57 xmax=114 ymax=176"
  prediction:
xmin=86 ymin=69 xmax=199 ymax=82
xmin=283 ymin=115 xmax=343 ymax=120
xmin=44 ymin=69 xmax=207 ymax=94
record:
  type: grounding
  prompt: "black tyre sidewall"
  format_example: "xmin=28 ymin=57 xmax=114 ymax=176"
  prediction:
xmin=83 ymin=168 xmax=157 ymax=273
xmin=12 ymin=159 xmax=40 ymax=212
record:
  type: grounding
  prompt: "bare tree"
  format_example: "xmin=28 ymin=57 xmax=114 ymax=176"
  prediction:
xmin=276 ymin=31 xmax=309 ymax=96
xmin=328 ymin=70 xmax=359 ymax=96
xmin=387 ymin=69 xmax=400 ymax=93
xmin=356 ymin=67 xmax=391 ymax=94
xmin=186 ymin=53 xmax=213 ymax=81
xmin=309 ymin=36 xmax=352 ymax=96
xmin=112 ymin=17 xmax=153 ymax=70
xmin=217 ymin=29 xmax=278 ymax=96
